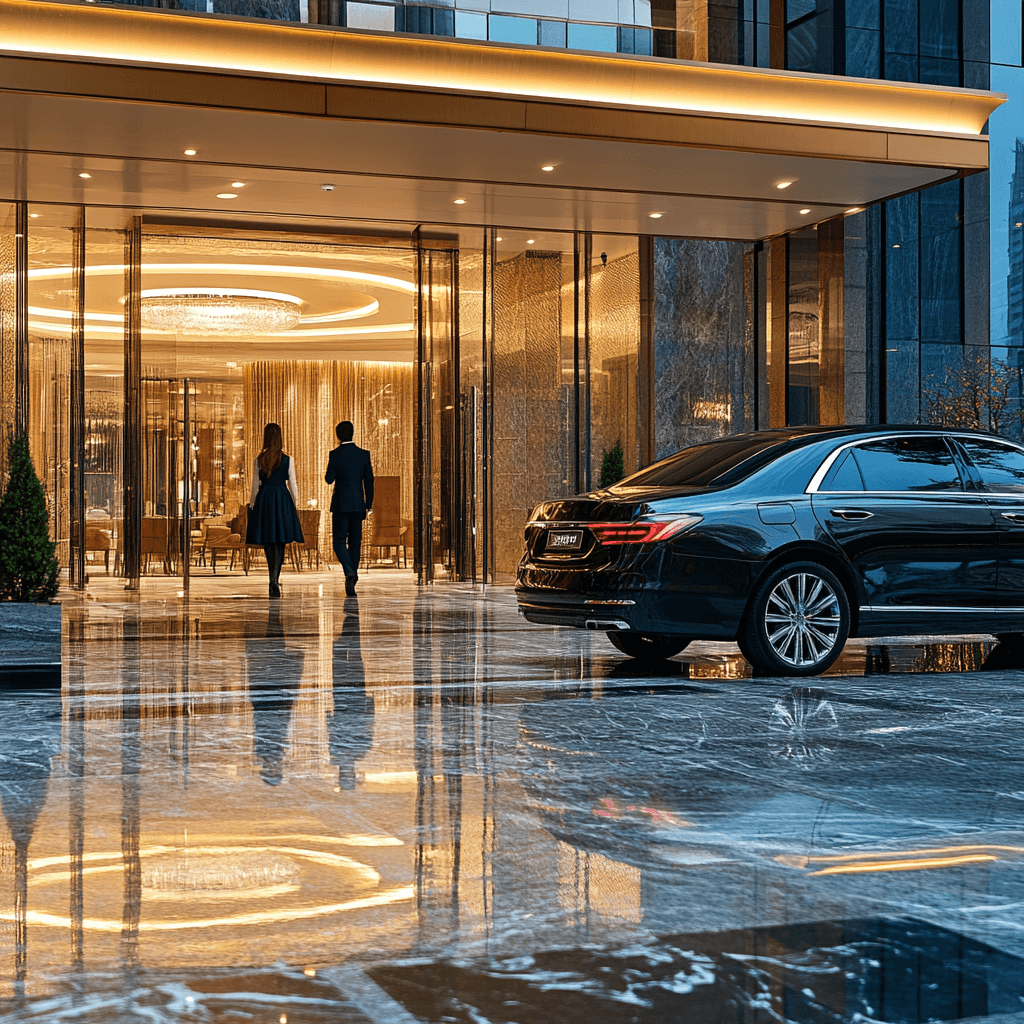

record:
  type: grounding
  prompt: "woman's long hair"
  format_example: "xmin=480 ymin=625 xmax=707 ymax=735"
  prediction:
xmin=257 ymin=422 xmax=283 ymax=476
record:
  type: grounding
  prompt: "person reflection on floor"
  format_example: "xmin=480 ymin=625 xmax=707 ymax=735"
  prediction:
xmin=245 ymin=602 xmax=305 ymax=786
xmin=328 ymin=597 xmax=374 ymax=791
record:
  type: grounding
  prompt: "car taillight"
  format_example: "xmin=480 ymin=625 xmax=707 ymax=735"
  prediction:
xmin=589 ymin=515 xmax=702 ymax=545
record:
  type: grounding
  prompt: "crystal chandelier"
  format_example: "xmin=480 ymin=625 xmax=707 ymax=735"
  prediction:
xmin=140 ymin=288 xmax=303 ymax=334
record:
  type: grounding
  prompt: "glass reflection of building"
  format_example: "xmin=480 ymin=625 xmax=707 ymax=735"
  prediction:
xmin=1009 ymin=139 xmax=1024 ymax=346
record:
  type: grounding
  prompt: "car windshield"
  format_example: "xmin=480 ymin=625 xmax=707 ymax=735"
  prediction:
xmin=614 ymin=436 xmax=786 ymax=489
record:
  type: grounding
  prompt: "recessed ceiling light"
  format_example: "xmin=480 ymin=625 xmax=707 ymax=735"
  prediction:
xmin=775 ymin=180 xmax=794 ymax=189
xmin=799 ymin=208 xmax=811 ymax=214
xmin=541 ymin=165 xmax=555 ymax=172
xmin=184 ymin=149 xmax=197 ymax=156
xmin=648 ymin=212 xmax=663 ymax=219
xmin=527 ymin=239 xmax=535 ymax=244
xmin=453 ymin=198 xmax=467 ymax=205
xmin=846 ymin=207 xmax=861 ymax=214
xmin=29 ymin=213 xmax=40 ymax=219
xmin=496 ymin=236 xmax=503 ymax=241
xmin=892 ymin=243 xmax=901 ymax=248
xmin=217 ymin=192 xmax=239 ymax=199
xmin=231 ymin=181 xmax=246 ymax=188
xmin=78 ymin=173 xmax=91 ymax=179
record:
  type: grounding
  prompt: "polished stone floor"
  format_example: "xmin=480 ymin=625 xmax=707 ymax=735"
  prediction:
xmin=1 ymin=570 xmax=1023 ymax=1023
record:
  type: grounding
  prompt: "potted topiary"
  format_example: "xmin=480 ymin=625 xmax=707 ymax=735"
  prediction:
xmin=0 ymin=432 xmax=61 ymax=687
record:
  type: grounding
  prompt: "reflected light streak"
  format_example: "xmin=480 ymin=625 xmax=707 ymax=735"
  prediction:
xmin=26 ymin=833 xmax=404 ymax=873
xmin=807 ymin=854 xmax=997 ymax=876
xmin=2 ymin=884 xmax=415 ymax=932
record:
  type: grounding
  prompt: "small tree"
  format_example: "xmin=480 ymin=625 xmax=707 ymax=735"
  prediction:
xmin=0 ymin=433 xmax=59 ymax=603
xmin=599 ymin=440 xmax=625 ymax=488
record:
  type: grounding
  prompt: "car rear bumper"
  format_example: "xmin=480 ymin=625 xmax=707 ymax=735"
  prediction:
xmin=516 ymin=555 xmax=755 ymax=638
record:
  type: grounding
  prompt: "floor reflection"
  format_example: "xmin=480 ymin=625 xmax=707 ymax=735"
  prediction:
xmin=370 ymin=917 xmax=1024 ymax=1024
xmin=0 ymin=579 xmax=1021 ymax=1019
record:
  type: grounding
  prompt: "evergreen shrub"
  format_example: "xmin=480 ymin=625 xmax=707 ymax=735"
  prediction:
xmin=599 ymin=440 xmax=625 ymax=489
xmin=0 ymin=432 xmax=59 ymax=603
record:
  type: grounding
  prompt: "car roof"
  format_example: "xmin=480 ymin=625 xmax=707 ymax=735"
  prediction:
xmin=710 ymin=424 xmax=1009 ymax=448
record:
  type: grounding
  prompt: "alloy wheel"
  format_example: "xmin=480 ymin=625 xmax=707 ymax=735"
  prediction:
xmin=763 ymin=571 xmax=843 ymax=668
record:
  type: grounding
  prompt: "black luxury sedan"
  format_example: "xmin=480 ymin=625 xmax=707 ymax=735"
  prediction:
xmin=515 ymin=425 xmax=1024 ymax=676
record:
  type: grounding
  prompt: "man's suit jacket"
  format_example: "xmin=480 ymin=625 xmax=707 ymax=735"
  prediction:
xmin=325 ymin=443 xmax=374 ymax=517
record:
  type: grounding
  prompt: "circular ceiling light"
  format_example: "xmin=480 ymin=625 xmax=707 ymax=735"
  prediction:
xmin=541 ymin=165 xmax=555 ymax=172
xmin=453 ymin=199 xmax=467 ymax=205
xmin=217 ymin=192 xmax=239 ymax=200
xmin=799 ymin=208 xmax=811 ymax=214
xmin=79 ymin=173 xmax=91 ymax=179
xmin=527 ymin=239 xmax=535 ymax=244
xmin=231 ymin=181 xmax=246 ymax=189
xmin=321 ymin=184 xmax=335 ymax=192
xmin=140 ymin=288 xmax=302 ymax=334
xmin=184 ymin=149 xmax=197 ymax=156
xmin=775 ymin=180 xmax=793 ymax=189
xmin=648 ymin=212 xmax=663 ymax=219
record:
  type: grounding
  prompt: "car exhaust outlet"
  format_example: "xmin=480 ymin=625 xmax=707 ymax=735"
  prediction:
xmin=585 ymin=618 xmax=631 ymax=631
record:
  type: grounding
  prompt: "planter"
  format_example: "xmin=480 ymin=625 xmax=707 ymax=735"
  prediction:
xmin=0 ymin=602 xmax=61 ymax=688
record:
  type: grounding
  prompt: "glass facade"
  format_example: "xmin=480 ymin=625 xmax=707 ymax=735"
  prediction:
xmin=0 ymin=210 xmax=649 ymax=586
xmin=647 ymin=0 xmax=1024 ymax=437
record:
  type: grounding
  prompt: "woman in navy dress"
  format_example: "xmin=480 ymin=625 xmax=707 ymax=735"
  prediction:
xmin=246 ymin=423 xmax=304 ymax=598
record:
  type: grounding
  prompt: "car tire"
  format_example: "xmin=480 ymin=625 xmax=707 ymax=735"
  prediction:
xmin=606 ymin=631 xmax=690 ymax=661
xmin=742 ymin=561 xmax=850 ymax=677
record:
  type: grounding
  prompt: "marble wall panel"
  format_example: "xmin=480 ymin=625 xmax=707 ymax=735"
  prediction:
xmin=652 ymin=238 xmax=750 ymax=460
xmin=491 ymin=251 xmax=571 ymax=576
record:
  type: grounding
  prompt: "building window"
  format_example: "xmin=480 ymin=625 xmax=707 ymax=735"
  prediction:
xmin=455 ymin=10 xmax=487 ymax=40
xmin=397 ymin=7 xmax=454 ymax=36
xmin=488 ymin=15 xmax=538 ymax=45
xmin=617 ymin=27 xmax=654 ymax=54
xmin=567 ymin=22 xmax=618 ymax=52
xmin=539 ymin=20 xmax=568 ymax=48
xmin=346 ymin=1 xmax=394 ymax=31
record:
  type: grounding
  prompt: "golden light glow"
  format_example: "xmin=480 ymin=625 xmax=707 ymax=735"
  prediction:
xmin=846 ymin=206 xmax=861 ymax=213
xmin=800 ymin=207 xmax=811 ymax=214
xmin=78 ymin=172 xmax=91 ymax=179
xmin=184 ymin=148 xmax=197 ymax=155
xmin=28 ymin=262 xmax=416 ymax=294
xmin=231 ymin=181 xmax=246 ymax=187
xmin=0 ymin=0 xmax=1002 ymax=135
xmin=453 ymin=198 xmax=466 ymax=204
xmin=541 ymin=165 xmax=555 ymax=171
xmin=649 ymin=212 xmax=663 ymax=219
xmin=776 ymin=180 xmax=794 ymax=189
xmin=217 ymin=192 xmax=238 ymax=199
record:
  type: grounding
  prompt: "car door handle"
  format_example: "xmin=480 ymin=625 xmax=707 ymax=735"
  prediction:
xmin=1001 ymin=512 xmax=1024 ymax=524
xmin=830 ymin=509 xmax=874 ymax=520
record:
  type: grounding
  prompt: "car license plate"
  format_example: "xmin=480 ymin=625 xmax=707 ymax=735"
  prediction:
xmin=545 ymin=529 xmax=584 ymax=551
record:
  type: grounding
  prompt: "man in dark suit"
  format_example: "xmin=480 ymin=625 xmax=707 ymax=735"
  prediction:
xmin=324 ymin=420 xmax=374 ymax=596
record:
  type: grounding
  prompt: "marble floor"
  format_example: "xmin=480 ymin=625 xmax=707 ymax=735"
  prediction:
xmin=0 ymin=571 xmax=1022 ymax=1023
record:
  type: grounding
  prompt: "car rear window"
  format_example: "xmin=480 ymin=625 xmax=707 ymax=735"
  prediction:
xmin=615 ymin=436 xmax=784 ymax=488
